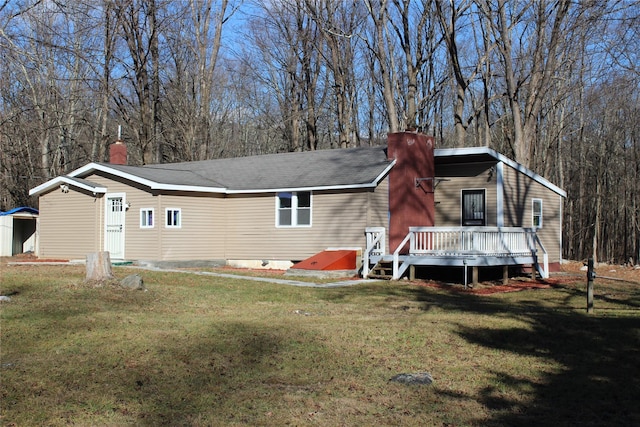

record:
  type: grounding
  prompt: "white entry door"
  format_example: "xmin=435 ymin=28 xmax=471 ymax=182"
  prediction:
xmin=105 ymin=194 xmax=125 ymax=259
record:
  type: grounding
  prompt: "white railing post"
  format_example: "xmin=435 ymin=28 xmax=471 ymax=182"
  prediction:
xmin=543 ymin=253 xmax=549 ymax=279
xmin=532 ymin=231 xmax=549 ymax=279
xmin=364 ymin=227 xmax=386 ymax=277
xmin=392 ymin=230 xmax=413 ymax=280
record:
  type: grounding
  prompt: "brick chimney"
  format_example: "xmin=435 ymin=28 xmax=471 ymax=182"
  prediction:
xmin=109 ymin=129 xmax=127 ymax=165
xmin=109 ymin=140 xmax=127 ymax=165
xmin=387 ymin=131 xmax=435 ymax=253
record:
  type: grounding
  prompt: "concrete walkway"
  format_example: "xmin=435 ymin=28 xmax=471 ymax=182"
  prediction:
xmin=7 ymin=260 xmax=380 ymax=288
xmin=126 ymin=265 xmax=379 ymax=288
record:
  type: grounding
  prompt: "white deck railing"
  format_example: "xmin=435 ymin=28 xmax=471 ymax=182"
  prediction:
xmin=408 ymin=226 xmax=536 ymax=257
xmin=363 ymin=227 xmax=386 ymax=277
xmin=364 ymin=226 xmax=548 ymax=280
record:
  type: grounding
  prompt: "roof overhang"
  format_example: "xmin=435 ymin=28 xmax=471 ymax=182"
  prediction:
xmin=31 ymin=159 xmax=395 ymax=196
xmin=69 ymin=163 xmax=227 ymax=194
xmin=0 ymin=206 xmax=39 ymax=218
xmin=435 ymin=147 xmax=567 ymax=198
xmin=29 ymin=175 xmax=108 ymax=197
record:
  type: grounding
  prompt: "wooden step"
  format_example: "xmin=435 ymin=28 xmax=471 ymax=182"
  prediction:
xmin=367 ymin=260 xmax=394 ymax=280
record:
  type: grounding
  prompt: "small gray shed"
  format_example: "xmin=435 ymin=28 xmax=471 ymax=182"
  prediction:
xmin=0 ymin=207 xmax=38 ymax=257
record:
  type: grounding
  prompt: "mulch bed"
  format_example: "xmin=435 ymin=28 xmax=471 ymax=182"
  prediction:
xmin=412 ymin=275 xmax=583 ymax=295
xmin=414 ymin=281 xmax=550 ymax=295
xmin=2 ymin=254 xmax=70 ymax=264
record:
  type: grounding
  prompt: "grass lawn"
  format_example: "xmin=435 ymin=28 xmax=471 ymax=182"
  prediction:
xmin=1 ymin=264 xmax=639 ymax=426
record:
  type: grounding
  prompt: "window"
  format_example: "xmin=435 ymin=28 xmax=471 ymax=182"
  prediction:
xmin=140 ymin=208 xmax=154 ymax=228
xmin=109 ymin=197 xmax=123 ymax=213
xmin=277 ymin=192 xmax=311 ymax=227
xmin=462 ymin=189 xmax=486 ymax=226
xmin=532 ymin=199 xmax=543 ymax=228
xmin=166 ymin=208 xmax=181 ymax=228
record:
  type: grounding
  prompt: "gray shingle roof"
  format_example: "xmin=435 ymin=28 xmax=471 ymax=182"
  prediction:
xmin=66 ymin=176 xmax=104 ymax=189
xmin=98 ymin=145 xmax=392 ymax=191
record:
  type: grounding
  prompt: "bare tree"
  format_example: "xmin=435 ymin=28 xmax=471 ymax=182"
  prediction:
xmin=304 ymin=0 xmax=365 ymax=148
xmin=434 ymin=0 xmax=495 ymax=147
xmin=246 ymin=0 xmax=327 ymax=152
xmin=112 ymin=0 xmax=161 ymax=165
xmin=364 ymin=0 xmax=399 ymax=133
xmin=161 ymin=0 xmax=234 ymax=160
xmin=477 ymin=0 xmax=576 ymax=167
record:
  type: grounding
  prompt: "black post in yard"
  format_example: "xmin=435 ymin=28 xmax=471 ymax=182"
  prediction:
xmin=587 ymin=258 xmax=595 ymax=314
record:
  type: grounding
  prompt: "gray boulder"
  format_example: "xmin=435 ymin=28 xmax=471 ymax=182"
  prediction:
xmin=389 ymin=372 xmax=433 ymax=385
xmin=120 ymin=274 xmax=145 ymax=290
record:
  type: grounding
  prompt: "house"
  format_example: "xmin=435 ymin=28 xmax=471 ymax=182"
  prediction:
xmin=29 ymin=132 xmax=566 ymax=281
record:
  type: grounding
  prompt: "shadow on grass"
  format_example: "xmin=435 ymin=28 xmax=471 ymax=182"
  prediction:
xmin=403 ymin=283 xmax=640 ymax=426
xmin=116 ymin=321 xmax=299 ymax=426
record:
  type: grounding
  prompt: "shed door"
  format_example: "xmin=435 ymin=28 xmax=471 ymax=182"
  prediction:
xmin=105 ymin=194 xmax=125 ymax=259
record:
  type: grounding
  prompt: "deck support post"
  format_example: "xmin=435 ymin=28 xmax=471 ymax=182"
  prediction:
xmin=409 ymin=265 xmax=416 ymax=281
xmin=463 ymin=259 xmax=468 ymax=288
xmin=503 ymin=266 xmax=509 ymax=285
xmin=472 ymin=266 xmax=478 ymax=286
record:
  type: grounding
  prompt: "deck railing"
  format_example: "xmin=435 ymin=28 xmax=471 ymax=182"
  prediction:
xmin=408 ymin=226 xmax=536 ymax=257
xmin=364 ymin=226 xmax=548 ymax=280
xmin=363 ymin=227 xmax=386 ymax=277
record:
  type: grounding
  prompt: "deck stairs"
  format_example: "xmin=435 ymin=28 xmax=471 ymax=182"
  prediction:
xmin=367 ymin=259 xmax=395 ymax=280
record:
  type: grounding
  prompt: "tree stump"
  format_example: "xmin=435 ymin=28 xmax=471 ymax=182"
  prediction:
xmin=85 ymin=251 xmax=115 ymax=282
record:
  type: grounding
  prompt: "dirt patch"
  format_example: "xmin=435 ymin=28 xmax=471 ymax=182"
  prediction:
xmin=413 ymin=279 xmax=553 ymax=295
xmin=1 ymin=253 xmax=69 ymax=264
xmin=219 ymin=265 xmax=287 ymax=275
xmin=560 ymin=260 xmax=640 ymax=284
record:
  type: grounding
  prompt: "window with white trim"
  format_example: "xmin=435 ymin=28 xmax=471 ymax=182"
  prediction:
xmin=277 ymin=192 xmax=311 ymax=227
xmin=532 ymin=199 xmax=543 ymax=228
xmin=166 ymin=208 xmax=181 ymax=228
xmin=140 ymin=208 xmax=154 ymax=228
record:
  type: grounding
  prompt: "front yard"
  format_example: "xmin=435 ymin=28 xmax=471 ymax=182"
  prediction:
xmin=1 ymin=263 xmax=639 ymax=426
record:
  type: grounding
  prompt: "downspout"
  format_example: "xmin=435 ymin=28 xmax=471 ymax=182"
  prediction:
xmin=97 ymin=192 xmax=103 ymax=253
xmin=559 ymin=194 xmax=563 ymax=263
xmin=496 ymin=162 xmax=504 ymax=227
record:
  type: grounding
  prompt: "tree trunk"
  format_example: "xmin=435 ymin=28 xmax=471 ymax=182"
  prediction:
xmin=366 ymin=0 xmax=399 ymax=133
xmin=85 ymin=251 xmax=115 ymax=282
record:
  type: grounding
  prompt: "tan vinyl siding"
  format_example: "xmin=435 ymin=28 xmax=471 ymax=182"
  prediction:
xmin=36 ymin=166 xmax=391 ymax=262
xmin=83 ymin=173 xmax=226 ymax=261
xmin=224 ymin=188 xmax=381 ymax=260
xmin=84 ymin=173 xmax=160 ymax=260
xmin=502 ymin=166 xmax=563 ymax=262
xmin=37 ymin=188 xmax=100 ymax=259
xmin=434 ymin=162 xmax=497 ymax=226
xmin=156 ymin=192 xmax=224 ymax=260
xmin=367 ymin=177 xmax=388 ymax=227
xmin=368 ymin=177 xmax=390 ymax=252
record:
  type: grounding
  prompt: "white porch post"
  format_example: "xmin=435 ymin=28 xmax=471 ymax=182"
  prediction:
xmin=496 ymin=162 xmax=504 ymax=227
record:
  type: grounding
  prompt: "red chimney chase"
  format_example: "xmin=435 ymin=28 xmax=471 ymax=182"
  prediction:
xmin=387 ymin=131 xmax=435 ymax=253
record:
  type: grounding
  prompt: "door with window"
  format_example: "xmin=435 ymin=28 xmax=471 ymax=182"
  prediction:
xmin=105 ymin=194 xmax=125 ymax=259
xmin=462 ymin=189 xmax=486 ymax=226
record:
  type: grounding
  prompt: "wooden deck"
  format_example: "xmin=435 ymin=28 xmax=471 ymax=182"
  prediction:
xmin=364 ymin=226 xmax=548 ymax=281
